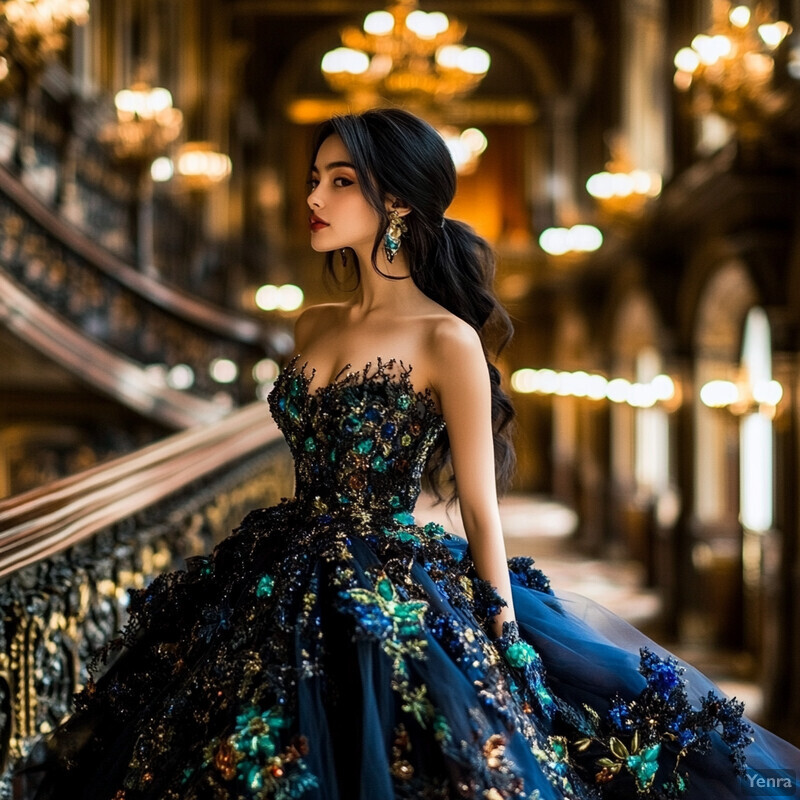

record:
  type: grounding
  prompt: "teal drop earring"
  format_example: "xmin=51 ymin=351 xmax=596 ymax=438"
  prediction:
xmin=383 ymin=209 xmax=407 ymax=263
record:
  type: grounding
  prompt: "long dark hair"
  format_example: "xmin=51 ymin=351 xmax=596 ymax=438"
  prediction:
xmin=311 ymin=108 xmax=515 ymax=500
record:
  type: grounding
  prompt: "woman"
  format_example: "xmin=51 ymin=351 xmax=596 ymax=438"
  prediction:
xmin=36 ymin=108 xmax=799 ymax=799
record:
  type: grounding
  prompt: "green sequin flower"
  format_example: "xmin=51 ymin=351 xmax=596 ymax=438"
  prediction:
xmin=627 ymin=744 xmax=661 ymax=791
xmin=339 ymin=572 xmax=428 ymax=647
xmin=354 ymin=439 xmax=374 ymax=454
xmin=216 ymin=705 xmax=319 ymax=799
xmin=256 ymin=574 xmax=274 ymax=598
xmin=505 ymin=640 xmax=537 ymax=668
xmin=401 ymin=684 xmax=435 ymax=728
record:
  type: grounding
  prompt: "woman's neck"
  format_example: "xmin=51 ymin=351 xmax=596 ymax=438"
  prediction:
xmin=349 ymin=247 xmax=418 ymax=314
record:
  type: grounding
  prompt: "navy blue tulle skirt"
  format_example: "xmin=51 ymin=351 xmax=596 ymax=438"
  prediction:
xmin=30 ymin=507 xmax=800 ymax=800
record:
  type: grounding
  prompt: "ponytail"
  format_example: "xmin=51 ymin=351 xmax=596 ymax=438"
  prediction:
xmin=417 ymin=218 xmax=515 ymax=502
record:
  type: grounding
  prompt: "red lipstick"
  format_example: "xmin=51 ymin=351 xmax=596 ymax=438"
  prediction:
xmin=309 ymin=213 xmax=329 ymax=232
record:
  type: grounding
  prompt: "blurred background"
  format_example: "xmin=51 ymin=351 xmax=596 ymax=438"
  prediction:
xmin=1 ymin=0 xmax=800 ymax=787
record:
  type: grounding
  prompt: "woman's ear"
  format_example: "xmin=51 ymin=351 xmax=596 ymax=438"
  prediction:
xmin=385 ymin=195 xmax=412 ymax=218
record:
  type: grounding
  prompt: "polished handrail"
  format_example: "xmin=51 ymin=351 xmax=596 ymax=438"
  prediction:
xmin=0 ymin=163 xmax=269 ymax=344
xmin=0 ymin=401 xmax=282 ymax=577
xmin=0 ymin=270 xmax=231 ymax=428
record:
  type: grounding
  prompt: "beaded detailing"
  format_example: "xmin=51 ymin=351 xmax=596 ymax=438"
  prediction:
xmin=275 ymin=354 xmax=442 ymax=420
xmin=41 ymin=355 xmax=757 ymax=800
xmin=270 ymin=355 xmax=445 ymax=520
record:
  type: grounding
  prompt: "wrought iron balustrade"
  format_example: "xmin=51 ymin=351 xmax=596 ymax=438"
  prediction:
xmin=0 ymin=401 xmax=293 ymax=798
xmin=0 ymin=163 xmax=283 ymax=408
xmin=1 ymin=73 xmax=138 ymax=262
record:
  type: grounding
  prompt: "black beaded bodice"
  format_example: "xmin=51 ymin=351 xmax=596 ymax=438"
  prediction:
xmin=268 ymin=356 xmax=445 ymax=519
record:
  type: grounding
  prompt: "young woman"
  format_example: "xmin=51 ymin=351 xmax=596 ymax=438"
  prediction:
xmin=35 ymin=108 xmax=799 ymax=799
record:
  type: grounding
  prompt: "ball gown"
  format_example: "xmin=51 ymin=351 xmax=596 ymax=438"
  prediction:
xmin=33 ymin=356 xmax=800 ymax=799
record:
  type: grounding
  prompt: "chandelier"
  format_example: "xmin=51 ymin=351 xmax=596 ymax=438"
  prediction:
xmin=101 ymin=82 xmax=183 ymax=164
xmin=0 ymin=0 xmax=89 ymax=88
xmin=151 ymin=141 xmax=232 ymax=191
xmin=673 ymin=1 xmax=793 ymax=140
xmin=321 ymin=0 xmax=491 ymax=108
xmin=586 ymin=134 xmax=661 ymax=221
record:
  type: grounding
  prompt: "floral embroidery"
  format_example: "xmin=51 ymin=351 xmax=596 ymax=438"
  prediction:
xmin=567 ymin=648 xmax=753 ymax=797
xmin=199 ymin=705 xmax=318 ymax=798
xmin=50 ymin=357 xmax=755 ymax=800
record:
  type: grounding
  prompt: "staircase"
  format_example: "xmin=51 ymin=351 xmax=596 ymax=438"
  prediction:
xmin=0 ymin=89 xmax=298 ymax=795
xmin=0 ymin=403 xmax=294 ymax=798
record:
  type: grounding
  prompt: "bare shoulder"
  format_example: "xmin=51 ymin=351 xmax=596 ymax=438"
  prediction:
xmin=428 ymin=314 xmax=483 ymax=367
xmin=293 ymin=303 xmax=346 ymax=351
xmin=420 ymin=313 xmax=485 ymax=396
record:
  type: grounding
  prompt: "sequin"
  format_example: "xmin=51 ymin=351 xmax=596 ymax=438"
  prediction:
xmin=365 ymin=407 xmax=382 ymax=423
xmin=255 ymin=575 xmax=274 ymax=598
xmin=46 ymin=355 xmax=761 ymax=800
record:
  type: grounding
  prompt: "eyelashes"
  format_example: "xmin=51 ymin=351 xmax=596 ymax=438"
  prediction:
xmin=306 ymin=176 xmax=355 ymax=192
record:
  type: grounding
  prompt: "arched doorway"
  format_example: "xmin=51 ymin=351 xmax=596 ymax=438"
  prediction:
xmin=690 ymin=261 xmax=759 ymax=648
xmin=609 ymin=289 xmax=672 ymax=578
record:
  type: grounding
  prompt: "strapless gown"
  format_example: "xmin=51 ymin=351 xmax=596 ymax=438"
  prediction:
xmin=33 ymin=356 xmax=800 ymax=799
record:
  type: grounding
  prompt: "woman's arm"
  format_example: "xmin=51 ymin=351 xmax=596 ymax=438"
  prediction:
xmin=432 ymin=321 xmax=515 ymax=638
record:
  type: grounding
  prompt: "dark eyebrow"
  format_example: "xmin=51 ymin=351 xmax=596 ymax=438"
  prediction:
xmin=311 ymin=160 xmax=356 ymax=173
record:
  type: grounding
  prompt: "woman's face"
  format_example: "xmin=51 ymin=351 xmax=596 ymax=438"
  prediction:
xmin=307 ymin=134 xmax=382 ymax=254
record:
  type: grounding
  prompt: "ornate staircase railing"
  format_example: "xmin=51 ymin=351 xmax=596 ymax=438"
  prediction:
xmin=0 ymin=271 xmax=230 ymax=429
xmin=0 ymin=163 xmax=283 ymax=407
xmin=0 ymin=402 xmax=293 ymax=797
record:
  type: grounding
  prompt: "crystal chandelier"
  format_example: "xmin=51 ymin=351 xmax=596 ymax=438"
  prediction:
xmin=0 ymin=0 xmax=89 ymax=88
xmin=673 ymin=1 xmax=793 ymax=140
xmin=321 ymin=0 xmax=491 ymax=108
xmin=151 ymin=141 xmax=233 ymax=191
xmin=586 ymin=135 xmax=661 ymax=221
xmin=102 ymin=82 xmax=183 ymax=163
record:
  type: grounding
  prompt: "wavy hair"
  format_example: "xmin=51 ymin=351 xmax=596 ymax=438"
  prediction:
xmin=311 ymin=108 xmax=515 ymax=500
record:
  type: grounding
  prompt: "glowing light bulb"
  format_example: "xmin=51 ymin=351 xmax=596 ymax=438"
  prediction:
xmin=606 ymin=378 xmax=631 ymax=404
xmin=651 ymin=374 xmax=675 ymax=402
xmin=586 ymin=172 xmax=614 ymax=199
xmin=253 ymin=358 xmax=280 ymax=384
xmin=209 ymin=358 xmax=238 ymax=384
xmin=511 ymin=369 xmax=538 ymax=393
xmin=255 ymin=284 xmax=280 ymax=311
xmin=569 ymin=225 xmax=603 ymax=252
xmin=752 ymin=379 xmax=783 ymax=406
xmin=436 ymin=45 xmax=464 ymax=69
xmin=729 ymin=5 xmax=751 ymax=28
xmin=700 ymin=380 xmax=739 ymax=408
xmin=458 ymin=47 xmax=491 ymax=75
xmin=150 ymin=157 xmax=174 ymax=182
xmin=363 ymin=10 xmax=394 ymax=35
xmin=539 ymin=227 xmax=570 ymax=256
xmin=167 ymin=364 xmax=195 ymax=390
xmin=536 ymin=369 xmax=559 ymax=394
xmin=674 ymin=46 xmax=700 ymax=73
xmin=277 ymin=284 xmax=304 ymax=312
xmin=758 ymin=21 xmax=792 ymax=49
xmin=321 ymin=47 xmax=370 ymax=75
xmin=461 ymin=128 xmax=488 ymax=155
